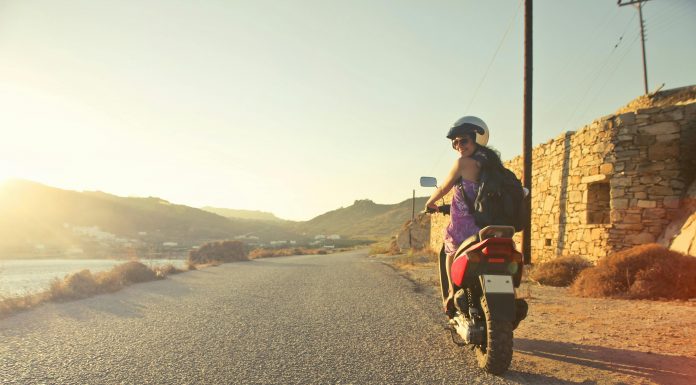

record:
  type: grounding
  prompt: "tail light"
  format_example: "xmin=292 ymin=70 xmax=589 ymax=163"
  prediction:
xmin=482 ymin=244 xmax=512 ymax=257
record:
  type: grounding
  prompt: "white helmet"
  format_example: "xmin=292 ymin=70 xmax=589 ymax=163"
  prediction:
xmin=446 ymin=116 xmax=489 ymax=146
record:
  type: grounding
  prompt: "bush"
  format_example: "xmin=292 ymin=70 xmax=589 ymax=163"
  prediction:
xmin=49 ymin=261 xmax=160 ymax=301
xmin=110 ymin=261 xmax=158 ymax=284
xmin=248 ymin=247 xmax=329 ymax=259
xmin=571 ymin=244 xmax=696 ymax=300
xmin=153 ymin=264 xmax=185 ymax=278
xmin=2 ymin=260 xmax=184 ymax=318
xmin=529 ymin=255 xmax=592 ymax=287
xmin=369 ymin=242 xmax=391 ymax=255
xmin=189 ymin=240 xmax=248 ymax=264
xmin=49 ymin=269 xmax=99 ymax=301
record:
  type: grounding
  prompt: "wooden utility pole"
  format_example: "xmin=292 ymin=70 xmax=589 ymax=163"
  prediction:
xmin=522 ymin=0 xmax=533 ymax=265
xmin=618 ymin=0 xmax=651 ymax=94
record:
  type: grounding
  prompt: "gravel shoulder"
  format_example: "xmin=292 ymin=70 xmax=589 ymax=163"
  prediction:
xmin=376 ymin=253 xmax=696 ymax=385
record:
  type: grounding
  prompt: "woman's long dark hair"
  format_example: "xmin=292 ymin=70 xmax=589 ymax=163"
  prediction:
xmin=463 ymin=130 xmax=504 ymax=170
xmin=474 ymin=144 xmax=504 ymax=171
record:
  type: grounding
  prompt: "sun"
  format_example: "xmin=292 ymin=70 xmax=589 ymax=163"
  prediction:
xmin=0 ymin=164 xmax=19 ymax=183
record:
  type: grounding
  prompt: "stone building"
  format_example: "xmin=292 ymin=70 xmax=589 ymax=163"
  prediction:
xmin=420 ymin=86 xmax=696 ymax=262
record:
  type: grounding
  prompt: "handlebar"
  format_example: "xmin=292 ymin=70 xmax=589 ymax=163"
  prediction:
xmin=424 ymin=204 xmax=450 ymax=215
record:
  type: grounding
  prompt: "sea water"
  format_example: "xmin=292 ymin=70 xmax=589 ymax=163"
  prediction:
xmin=0 ymin=258 xmax=186 ymax=298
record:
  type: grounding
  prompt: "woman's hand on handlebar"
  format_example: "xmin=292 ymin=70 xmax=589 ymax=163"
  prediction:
xmin=425 ymin=202 xmax=439 ymax=213
xmin=424 ymin=203 xmax=450 ymax=215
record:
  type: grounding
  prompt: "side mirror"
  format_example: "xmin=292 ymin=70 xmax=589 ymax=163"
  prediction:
xmin=420 ymin=176 xmax=437 ymax=188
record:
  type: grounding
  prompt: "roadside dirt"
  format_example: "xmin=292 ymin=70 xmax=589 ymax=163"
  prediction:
xmin=372 ymin=254 xmax=696 ymax=385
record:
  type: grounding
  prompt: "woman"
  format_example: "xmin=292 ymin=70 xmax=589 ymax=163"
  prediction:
xmin=424 ymin=116 xmax=504 ymax=315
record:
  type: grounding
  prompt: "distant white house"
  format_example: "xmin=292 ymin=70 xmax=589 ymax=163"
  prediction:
xmin=138 ymin=231 xmax=148 ymax=236
xmin=270 ymin=240 xmax=288 ymax=246
xmin=327 ymin=234 xmax=341 ymax=240
xmin=314 ymin=235 xmax=326 ymax=240
xmin=162 ymin=242 xmax=178 ymax=247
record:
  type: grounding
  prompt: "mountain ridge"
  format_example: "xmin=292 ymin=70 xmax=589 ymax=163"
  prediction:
xmin=0 ymin=179 xmax=426 ymax=258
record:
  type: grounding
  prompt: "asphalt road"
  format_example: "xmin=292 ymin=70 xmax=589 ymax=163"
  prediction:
xmin=0 ymin=250 xmax=541 ymax=384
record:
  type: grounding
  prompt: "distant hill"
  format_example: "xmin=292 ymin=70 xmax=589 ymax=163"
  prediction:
xmin=201 ymin=207 xmax=284 ymax=222
xmin=296 ymin=197 xmax=428 ymax=239
xmin=0 ymin=180 xmax=303 ymax=258
xmin=0 ymin=179 xmax=427 ymax=258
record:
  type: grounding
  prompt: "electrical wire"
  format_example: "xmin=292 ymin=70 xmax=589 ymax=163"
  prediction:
xmin=561 ymin=12 xmax=639 ymax=129
xmin=424 ymin=0 xmax=523 ymax=179
xmin=540 ymin=11 xmax=637 ymax=121
xmin=545 ymin=7 xmax=621 ymax=88
xmin=463 ymin=0 xmax=523 ymax=113
xmin=576 ymin=32 xmax=642 ymax=123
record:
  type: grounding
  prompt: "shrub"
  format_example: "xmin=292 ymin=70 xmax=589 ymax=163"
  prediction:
xmin=248 ymin=247 xmax=329 ymax=259
xmin=369 ymin=242 xmax=391 ymax=255
xmin=2 ymin=260 xmax=184 ymax=318
xmin=189 ymin=240 xmax=248 ymax=264
xmin=0 ymin=294 xmax=47 ymax=318
xmin=571 ymin=243 xmax=696 ymax=300
xmin=49 ymin=269 xmax=99 ymax=301
xmin=110 ymin=261 xmax=158 ymax=284
xmin=153 ymin=264 xmax=184 ymax=278
xmin=529 ymin=255 xmax=592 ymax=287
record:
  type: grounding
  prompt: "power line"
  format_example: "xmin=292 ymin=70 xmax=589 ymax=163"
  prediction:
xmin=463 ymin=0 xmax=523 ymax=112
xmin=565 ymin=27 xmax=640 ymax=127
xmin=577 ymin=32 xmax=642 ymax=123
xmin=541 ymin=11 xmax=636 ymax=120
xmin=425 ymin=0 xmax=523 ymax=178
xmin=545 ymin=7 xmax=621 ymax=86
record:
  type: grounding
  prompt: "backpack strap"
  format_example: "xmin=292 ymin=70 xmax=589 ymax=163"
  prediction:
xmin=460 ymin=179 xmax=476 ymax=214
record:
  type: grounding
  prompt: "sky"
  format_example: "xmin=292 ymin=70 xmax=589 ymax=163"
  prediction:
xmin=0 ymin=0 xmax=694 ymax=221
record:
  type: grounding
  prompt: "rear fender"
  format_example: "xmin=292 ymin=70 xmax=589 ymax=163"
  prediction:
xmin=480 ymin=275 xmax=516 ymax=322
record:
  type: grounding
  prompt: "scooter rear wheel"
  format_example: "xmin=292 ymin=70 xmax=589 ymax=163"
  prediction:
xmin=475 ymin=294 xmax=513 ymax=374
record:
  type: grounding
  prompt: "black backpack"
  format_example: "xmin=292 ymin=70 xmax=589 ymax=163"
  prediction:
xmin=462 ymin=165 xmax=527 ymax=232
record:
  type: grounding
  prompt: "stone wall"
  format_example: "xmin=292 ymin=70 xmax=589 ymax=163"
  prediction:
xmin=426 ymin=100 xmax=696 ymax=262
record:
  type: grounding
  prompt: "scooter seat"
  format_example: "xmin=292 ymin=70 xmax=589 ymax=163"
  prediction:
xmin=454 ymin=233 xmax=480 ymax=258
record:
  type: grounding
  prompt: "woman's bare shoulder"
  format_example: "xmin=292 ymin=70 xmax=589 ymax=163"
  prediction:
xmin=457 ymin=156 xmax=480 ymax=167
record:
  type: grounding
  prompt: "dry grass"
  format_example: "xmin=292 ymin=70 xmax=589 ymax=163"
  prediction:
xmin=0 ymin=260 xmax=183 ymax=318
xmin=153 ymin=263 xmax=185 ymax=278
xmin=248 ymin=247 xmax=328 ymax=259
xmin=393 ymin=248 xmax=438 ymax=267
xmin=571 ymin=243 xmax=696 ymax=300
xmin=529 ymin=255 xmax=593 ymax=287
xmin=369 ymin=242 xmax=391 ymax=255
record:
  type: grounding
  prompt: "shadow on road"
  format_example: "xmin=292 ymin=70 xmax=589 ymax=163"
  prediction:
xmin=510 ymin=338 xmax=696 ymax=385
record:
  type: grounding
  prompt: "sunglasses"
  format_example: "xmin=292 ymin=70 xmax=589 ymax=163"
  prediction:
xmin=451 ymin=137 xmax=472 ymax=149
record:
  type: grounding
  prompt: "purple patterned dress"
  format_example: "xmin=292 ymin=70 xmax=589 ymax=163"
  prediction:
xmin=444 ymin=179 xmax=480 ymax=257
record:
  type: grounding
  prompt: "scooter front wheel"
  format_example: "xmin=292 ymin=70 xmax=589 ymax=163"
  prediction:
xmin=475 ymin=294 xmax=513 ymax=374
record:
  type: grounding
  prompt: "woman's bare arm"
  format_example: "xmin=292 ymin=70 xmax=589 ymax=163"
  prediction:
xmin=425 ymin=158 xmax=465 ymax=209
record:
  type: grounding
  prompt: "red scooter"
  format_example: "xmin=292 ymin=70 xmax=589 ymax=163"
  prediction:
xmin=424 ymin=202 xmax=528 ymax=374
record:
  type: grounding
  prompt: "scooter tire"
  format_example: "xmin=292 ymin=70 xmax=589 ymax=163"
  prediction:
xmin=475 ymin=294 xmax=513 ymax=375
